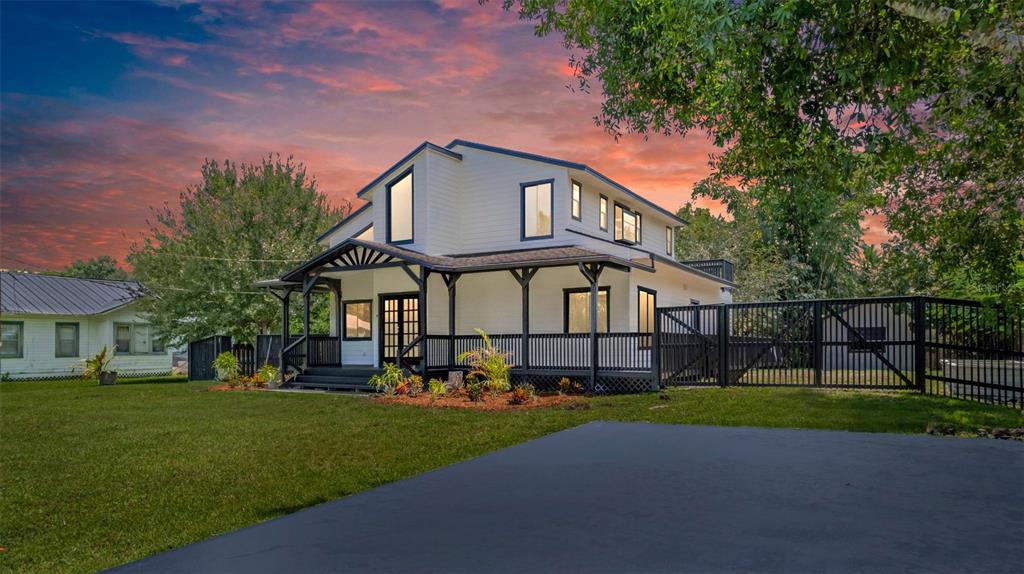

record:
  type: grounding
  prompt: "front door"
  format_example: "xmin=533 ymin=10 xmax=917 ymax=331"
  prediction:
xmin=379 ymin=293 xmax=420 ymax=366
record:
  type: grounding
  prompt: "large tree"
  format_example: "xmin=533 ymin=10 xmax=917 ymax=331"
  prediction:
xmin=60 ymin=256 xmax=130 ymax=281
xmin=128 ymin=156 xmax=348 ymax=344
xmin=504 ymin=0 xmax=1023 ymax=302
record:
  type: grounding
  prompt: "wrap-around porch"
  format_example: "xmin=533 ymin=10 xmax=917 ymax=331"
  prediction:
xmin=257 ymin=239 xmax=660 ymax=393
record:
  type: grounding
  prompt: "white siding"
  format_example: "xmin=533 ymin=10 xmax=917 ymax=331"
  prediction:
xmin=324 ymin=204 xmax=374 ymax=247
xmin=628 ymin=263 xmax=729 ymax=330
xmin=0 ymin=303 xmax=173 ymax=379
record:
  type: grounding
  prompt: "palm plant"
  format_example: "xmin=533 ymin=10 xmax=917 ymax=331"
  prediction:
xmin=80 ymin=346 xmax=116 ymax=385
xmin=456 ymin=328 xmax=512 ymax=392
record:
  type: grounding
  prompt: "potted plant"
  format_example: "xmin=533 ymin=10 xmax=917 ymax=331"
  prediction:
xmin=81 ymin=346 xmax=117 ymax=385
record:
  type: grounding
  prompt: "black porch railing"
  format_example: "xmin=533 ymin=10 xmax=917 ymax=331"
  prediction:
xmin=679 ymin=259 xmax=734 ymax=282
xmin=425 ymin=332 xmax=653 ymax=372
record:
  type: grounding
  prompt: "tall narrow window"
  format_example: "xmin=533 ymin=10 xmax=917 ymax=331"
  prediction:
xmin=666 ymin=226 xmax=673 ymax=256
xmin=638 ymin=287 xmax=657 ymax=347
xmin=564 ymin=287 xmax=610 ymax=333
xmin=115 ymin=324 xmax=132 ymax=354
xmin=344 ymin=300 xmax=372 ymax=340
xmin=614 ymin=203 xmax=638 ymax=244
xmin=387 ymin=169 xmax=413 ymax=244
xmin=521 ymin=179 xmax=553 ymax=239
xmin=635 ymin=212 xmax=642 ymax=244
xmin=571 ymin=181 xmax=582 ymax=221
xmin=0 ymin=321 xmax=23 ymax=358
xmin=55 ymin=322 xmax=79 ymax=358
xmin=599 ymin=195 xmax=608 ymax=230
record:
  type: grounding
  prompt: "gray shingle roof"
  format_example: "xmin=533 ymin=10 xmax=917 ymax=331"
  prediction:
xmin=0 ymin=272 xmax=145 ymax=316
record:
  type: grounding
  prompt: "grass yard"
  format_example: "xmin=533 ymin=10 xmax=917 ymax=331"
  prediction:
xmin=1 ymin=380 xmax=1021 ymax=573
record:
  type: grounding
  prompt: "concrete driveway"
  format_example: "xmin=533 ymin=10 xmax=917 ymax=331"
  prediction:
xmin=113 ymin=422 xmax=1022 ymax=573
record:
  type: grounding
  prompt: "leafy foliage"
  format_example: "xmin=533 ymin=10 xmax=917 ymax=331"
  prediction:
xmin=505 ymin=0 xmax=1024 ymax=303
xmin=128 ymin=156 xmax=347 ymax=344
xmin=212 ymin=352 xmax=239 ymax=382
xmin=61 ymin=256 xmax=131 ymax=281
xmin=79 ymin=346 xmax=114 ymax=381
xmin=428 ymin=378 xmax=447 ymax=397
xmin=558 ymin=376 xmax=583 ymax=396
xmin=368 ymin=362 xmax=405 ymax=396
xmin=257 ymin=363 xmax=281 ymax=386
xmin=508 ymin=384 xmax=536 ymax=405
xmin=456 ymin=328 xmax=512 ymax=389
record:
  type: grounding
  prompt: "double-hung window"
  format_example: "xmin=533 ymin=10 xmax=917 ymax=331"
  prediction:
xmin=0 ymin=321 xmax=23 ymax=358
xmin=665 ymin=226 xmax=673 ymax=256
xmin=521 ymin=179 xmax=553 ymax=240
xmin=343 ymin=300 xmax=372 ymax=340
xmin=599 ymin=195 xmax=608 ymax=230
xmin=571 ymin=180 xmax=582 ymax=221
xmin=55 ymin=322 xmax=79 ymax=358
xmin=564 ymin=287 xmax=610 ymax=333
xmin=386 ymin=168 xmax=413 ymax=244
xmin=114 ymin=323 xmax=161 ymax=354
xmin=613 ymin=203 xmax=639 ymax=244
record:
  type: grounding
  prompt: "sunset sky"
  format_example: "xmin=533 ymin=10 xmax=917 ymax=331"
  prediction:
xmin=3 ymin=1 xmax=738 ymax=270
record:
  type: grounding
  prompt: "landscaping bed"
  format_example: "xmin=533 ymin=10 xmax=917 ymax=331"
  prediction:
xmin=376 ymin=391 xmax=580 ymax=411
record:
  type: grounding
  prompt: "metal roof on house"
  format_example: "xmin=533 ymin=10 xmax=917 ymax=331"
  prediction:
xmin=0 ymin=272 xmax=145 ymax=316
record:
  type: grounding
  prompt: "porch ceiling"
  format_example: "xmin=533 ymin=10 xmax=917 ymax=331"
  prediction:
xmin=279 ymin=239 xmax=646 ymax=282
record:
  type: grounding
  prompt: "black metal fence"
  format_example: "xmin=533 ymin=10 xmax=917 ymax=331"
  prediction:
xmin=656 ymin=296 xmax=1023 ymax=407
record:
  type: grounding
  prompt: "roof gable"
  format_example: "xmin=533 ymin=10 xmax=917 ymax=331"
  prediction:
xmin=0 ymin=272 xmax=145 ymax=316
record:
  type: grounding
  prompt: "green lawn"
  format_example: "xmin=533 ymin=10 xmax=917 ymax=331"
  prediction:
xmin=1 ymin=380 xmax=1021 ymax=573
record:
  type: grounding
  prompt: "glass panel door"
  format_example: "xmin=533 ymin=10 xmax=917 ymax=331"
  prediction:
xmin=380 ymin=294 xmax=420 ymax=364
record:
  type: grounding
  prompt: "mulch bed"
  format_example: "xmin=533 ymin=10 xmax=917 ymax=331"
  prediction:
xmin=376 ymin=392 xmax=583 ymax=411
xmin=207 ymin=384 xmax=268 ymax=392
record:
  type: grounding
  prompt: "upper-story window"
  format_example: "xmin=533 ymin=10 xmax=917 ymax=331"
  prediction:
xmin=665 ymin=226 xmax=673 ymax=256
xmin=571 ymin=180 xmax=582 ymax=221
xmin=613 ymin=203 xmax=639 ymax=244
xmin=521 ymin=179 xmax=554 ymax=240
xmin=599 ymin=195 xmax=608 ymax=230
xmin=386 ymin=168 xmax=413 ymax=244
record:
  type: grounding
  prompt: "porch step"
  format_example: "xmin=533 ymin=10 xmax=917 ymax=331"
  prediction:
xmin=302 ymin=366 xmax=381 ymax=377
xmin=285 ymin=365 xmax=381 ymax=392
xmin=288 ymin=380 xmax=375 ymax=392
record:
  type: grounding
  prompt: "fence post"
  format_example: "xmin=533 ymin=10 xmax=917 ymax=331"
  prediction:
xmin=652 ymin=306 xmax=661 ymax=390
xmin=914 ymin=296 xmax=927 ymax=393
xmin=813 ymin=300 xmax=823 ymax=386
xmin=717 ymin=305 xmax=729 ymax=387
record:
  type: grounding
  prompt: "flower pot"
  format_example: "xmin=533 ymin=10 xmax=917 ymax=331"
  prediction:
xmin=99 ymin=371 xmax=118 ymax=386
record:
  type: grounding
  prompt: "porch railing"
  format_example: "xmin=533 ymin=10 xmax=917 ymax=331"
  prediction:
xmin=425 ymin=332 xmax=652 ymax=372
xmin=255 ymin=334 xmax=340 ymax=369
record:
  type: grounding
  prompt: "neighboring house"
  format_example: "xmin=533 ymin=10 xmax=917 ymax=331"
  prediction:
xmin=257 ymin=139 xmax=735 ymax=392
xmin=0 ymin=272 xmax=172 ymax=379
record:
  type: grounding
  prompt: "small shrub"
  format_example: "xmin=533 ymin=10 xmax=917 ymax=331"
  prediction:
xmin=487 ymin=379 xmax=512 ymax=394
xmin=257 ymin=363 xmax=280 ymax=386
xmin=368 ymin=362 xmax=405 ymax=396
xmin=508 ymin=384 xmax=535 ymax=405
xmin=465 ymin=381 xmax=484 ymax=402
xmin=79 ymin=346 xmax=115 ymax=382
xmin=428 ymin=378 xmax=447 ymax=397
xmin=212 ymin=352 xmax=240 ymax=382
xmin=465 ymin=372 xmax=478 ymax=386
xmin=559 ymin=377 xmax=583 ymax=395
xmin=407 ymin=375 xmax=424 ymax=396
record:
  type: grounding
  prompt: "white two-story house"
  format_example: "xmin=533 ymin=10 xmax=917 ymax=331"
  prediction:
xmin=258 ymin=139 xmax=735 ymax=393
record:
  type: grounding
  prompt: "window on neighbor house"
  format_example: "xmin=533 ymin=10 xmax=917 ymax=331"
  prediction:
xmin=0 ymin=321 xmax=23 ymax=358
xmin=114 ymin=323 xmax=160 ymax=354
xmin=848 ymin=326 xmax=886 ymax=353
xmin=614 ymin=204 xmax=638 ymax=244
xmin=564 ymin=287 xmax=610 ymax=333
xmin=599 ymin=195 xmax=608 ymax=230
xmin=387 ymin=169 xmax=413 ymax=243
xmin=521 ymin=180 xmax=553 ymax=239
xmin=55 ymin=322 xmax=79 ymax=358
xmin=152 ymin=334 xmax=166 ymax=354
xmin=344 ymin=300 xmax=372 ymax=340
xmin=666 ymin=226 xmax=673 ymax=256
xmin=571 ymin=180 xmax=582 ymax=221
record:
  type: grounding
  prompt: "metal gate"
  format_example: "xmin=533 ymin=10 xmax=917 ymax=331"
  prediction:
xmin=657 ymin=296 xmax=1022 ymax=407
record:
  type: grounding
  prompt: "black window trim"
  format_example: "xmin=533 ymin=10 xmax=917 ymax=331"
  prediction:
xmin=54 ymin=321 xmax=80 ymax=358
xmin=613 ymin=201 xmax=640 ymax=245
xmin=0 ymin=320 xmax=24 ymax=359
xmin=342 ymin=299 xmax=373 ymax=341
xmin=563 ymin=286 xmax=611 ymax=333
xmin=570 ymin=179 xmax=582 ymax=221
xmin=599 ymin=194 xmax=608 ymax=231
xmin=520 ymin=178 xmax=555 ymax=241
xmin=385 ymin=166 xmax=414 ymax=245
xmin=638 ymin=286 xmax=657 ymax=349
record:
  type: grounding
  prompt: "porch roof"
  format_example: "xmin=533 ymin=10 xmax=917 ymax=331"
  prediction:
xmin=279 ymin=239 xmax=649 ymax=282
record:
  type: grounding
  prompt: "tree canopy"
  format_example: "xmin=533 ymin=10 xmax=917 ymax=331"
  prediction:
xmin=505 ymin=0 xmax=1023 ymax=303
xmin=60 ymin=256 xmax=130 ymax=281
xmin=128 ymin=156 xmax=348 ymax=344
